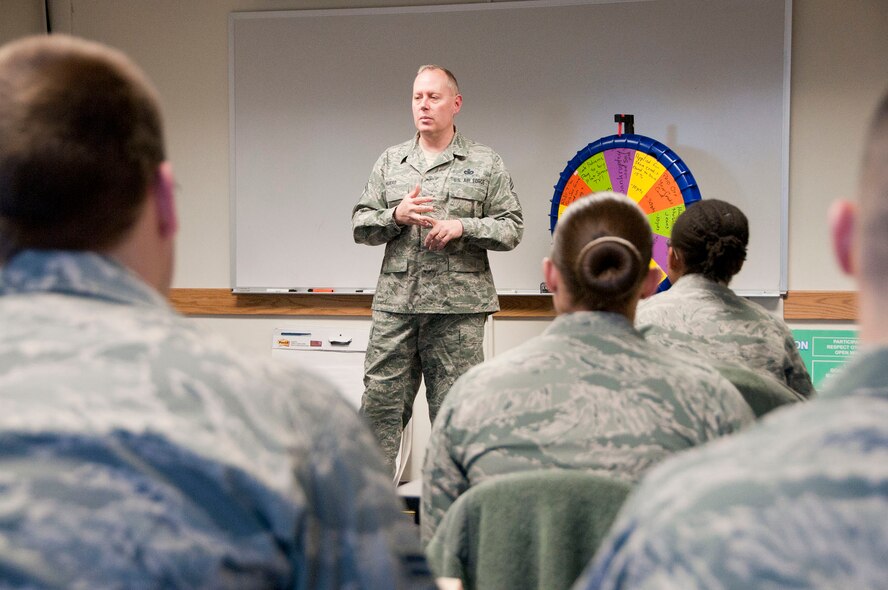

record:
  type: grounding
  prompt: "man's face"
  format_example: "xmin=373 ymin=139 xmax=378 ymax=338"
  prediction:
xmin=412 ymin=69 xmax=461 ymax=137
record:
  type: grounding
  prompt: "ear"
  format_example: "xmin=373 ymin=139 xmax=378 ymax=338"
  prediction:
xmin=542 ymin=257 xmax=559 ymax=294
xmin=829 ymin=199 xmax=857 ymax=277
xmin=452 ymin=93 xmax=463 ymax=115
xmin=640 ymin=266 xmax=661 ymax=299
xmin=666 ymin=246 xmax=683 ymax=281
xmin=154 ymin=161 xmax=178 ymax=238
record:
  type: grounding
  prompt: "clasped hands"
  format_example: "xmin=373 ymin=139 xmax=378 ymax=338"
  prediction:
xmin=394 ymin=184 xmax=463 ymax=251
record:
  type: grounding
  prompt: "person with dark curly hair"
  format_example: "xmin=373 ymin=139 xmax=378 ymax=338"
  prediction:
xmin=636 ymin=199 xmax=814 ymax=398
xmin=421 ymin=192 xmax=753 ymax=547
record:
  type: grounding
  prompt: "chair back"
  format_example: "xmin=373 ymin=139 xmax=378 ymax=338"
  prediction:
xmin=711 ymin=362 xmax=806 ymax=417
xmin=426 ymin=469 xmax=632 ymax=590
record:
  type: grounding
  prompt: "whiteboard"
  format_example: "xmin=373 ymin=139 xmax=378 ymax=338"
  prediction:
xmin=230 ymin=0 xmax=790 ymax=295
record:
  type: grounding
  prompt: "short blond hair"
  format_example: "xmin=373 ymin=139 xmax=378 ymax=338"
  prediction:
xmin=416 ymin=65 xmax=459 ymax=94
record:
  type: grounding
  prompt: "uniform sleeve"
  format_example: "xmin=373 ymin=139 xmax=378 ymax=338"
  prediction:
xmin=683 ymin=366 xmax=755 ymax=439
xmin=459 ymin=154 xmax=524 ymax=252
xmin=570 ymin=517 xmax=644 ymax=590
xmin=352 ymin=152 xmax=405 ymax=246
xmin=420 ymin=395 xmax=471 ymax=548
xmin=291 ymin=379 xmax=436 ymax=589
xmin=571 ymin=507 xmax=695 ymax=590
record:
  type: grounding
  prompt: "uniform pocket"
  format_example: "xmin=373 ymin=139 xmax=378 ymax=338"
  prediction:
xmin=448 ymin=185 xmax=485 ymax=218
xmin=382 ymin=257 xmax=408 ymax=273
xmin=385 ymin=181 xmax=413 ymax=208
xmin=447 ymin=255 xmax=486 ymax=273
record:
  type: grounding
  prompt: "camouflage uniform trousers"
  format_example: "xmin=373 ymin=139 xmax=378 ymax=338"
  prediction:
xmin=361 ymin=310 xmax=486 ymax=473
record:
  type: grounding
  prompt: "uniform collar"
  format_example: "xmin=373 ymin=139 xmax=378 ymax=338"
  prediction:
xmin=0 ymin=249 xmax=170 ymax=309
xmin=403 ymin=128 xmax=468 ymax=171
xmin=544 ymin=310 xmax=640 ymax=341
xmin=671 ymin=273 xmax=733 ymax=295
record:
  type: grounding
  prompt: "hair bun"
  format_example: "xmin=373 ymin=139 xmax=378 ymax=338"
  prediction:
xmin=703 ymin=234 xmax=746 ymax=277
xmin=575 ymin=236 xmax=644 ymax=299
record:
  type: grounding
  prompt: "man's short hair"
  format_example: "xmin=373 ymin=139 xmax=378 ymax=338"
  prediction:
xmin=858 ymin=91 xmax=888 ymax=285
xmin=0 ymin=34 xmax=166 ymax=259
xmin=416 ymin=64 xmax=459 ymax=95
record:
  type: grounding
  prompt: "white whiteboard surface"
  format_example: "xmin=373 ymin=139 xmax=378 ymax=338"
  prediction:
xmin=230 ymin=0 xmax=790 ymax=295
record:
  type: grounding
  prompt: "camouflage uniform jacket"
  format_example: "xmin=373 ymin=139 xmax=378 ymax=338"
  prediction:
xmin=0 ymin=250 xmax=434 ymax=589
xmin=636 ymin=274 xmax=814 ymax=398
xmin=421 ymin=311 xmax=754 ymax=544
xmin=352 ymin=131 xmax=523 ymax=313
xmin=574 ymin=346 xmax=888 ymax=590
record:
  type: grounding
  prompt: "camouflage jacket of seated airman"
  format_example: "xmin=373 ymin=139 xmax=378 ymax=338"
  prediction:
xmin=352 ymin=131 xmax=523 ymax=314
xmin=0 ymin=250 xmax=434 ymax=589
xmin=420 ymin=310 xmax=755 ymax=545
xmin=636 ymin=273 xmax=815 ymax=398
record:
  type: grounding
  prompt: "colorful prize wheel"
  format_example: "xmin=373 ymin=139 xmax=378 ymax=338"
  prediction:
xmin=550 ymin=133 xmax=702 ymax=292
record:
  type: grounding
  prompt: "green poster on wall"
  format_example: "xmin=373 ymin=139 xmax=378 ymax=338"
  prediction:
xmin=792 ymin=329 xmax=859 ymax=388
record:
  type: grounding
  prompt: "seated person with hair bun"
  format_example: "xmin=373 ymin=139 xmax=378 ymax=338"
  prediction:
xmin=636 ymin=199 xmax=815 ymax=399
xmin=421 ymin=192 xmax=754 ymax=545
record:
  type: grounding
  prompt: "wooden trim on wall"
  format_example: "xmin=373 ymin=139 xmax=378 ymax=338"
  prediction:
xmin=170 ymin=289 xmax=375 ymax=317
xmin=168 ymin=288 xmax=557 ymax=318
xmin=169 ymin=288 xmax=858 ymax=321
xmin=783 ymin=290 xmax=857 ymax=321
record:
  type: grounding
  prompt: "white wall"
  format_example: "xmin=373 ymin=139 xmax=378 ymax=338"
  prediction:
xmin=3 ymin=0 xmax=886 ymax=478
xmin=19 ymin=0 xmax=883 ymax=293
xmin=787 ymin=0 xmax=888 ymax=290
xmin=0 ymin=0 xmax=44 ymax=39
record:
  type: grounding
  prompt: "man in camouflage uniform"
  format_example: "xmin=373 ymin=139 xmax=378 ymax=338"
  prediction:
xmin=572 ymin=91 xmax=888 ymax=590
xmin=421 ymin=309 xmax=754 ymax=545
xmin=352 ymin=65 xmax=523 ymax=472
xmin=0 ymin=35 xmax=433 ymax=588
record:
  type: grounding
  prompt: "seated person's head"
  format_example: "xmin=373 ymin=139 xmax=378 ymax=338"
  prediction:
xmin=544 ymin=192 xmax=659 ymax=317
xmin=0 ymin=35 xmax=174 ymax=289
xmin=831 ymin=91 xmax=888 ymax=336
xmin=857 ymin=94 xmax=888 ymax=290
xmin=667 ymin=199 xmax=748 ymax=285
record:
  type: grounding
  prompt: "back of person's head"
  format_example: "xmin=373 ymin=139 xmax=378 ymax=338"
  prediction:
xmin=0 ymin=34 xmax=165 ymax=261
xmin=550 ymin=192 xmax=652 ymax=313
xmin=857 ymin=92 xmax=888 ymax=288
xmin=669 ymin=199 xmax=749 ymax=284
